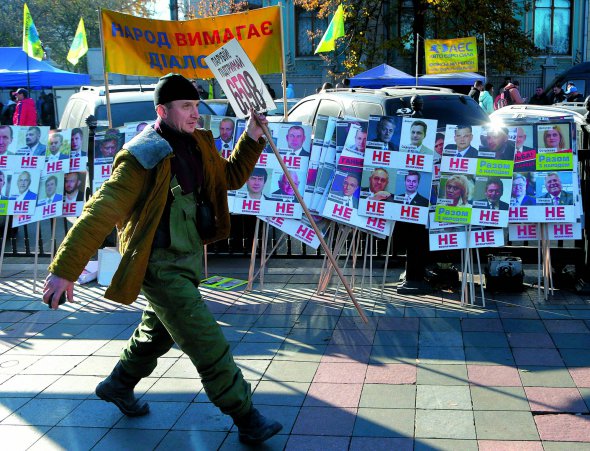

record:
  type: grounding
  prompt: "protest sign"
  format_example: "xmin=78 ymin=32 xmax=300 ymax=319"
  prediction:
xmin=205 ymin=39 xmax=276 ymax=118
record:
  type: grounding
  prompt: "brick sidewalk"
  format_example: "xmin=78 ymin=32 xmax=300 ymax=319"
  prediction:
xmin=1 ymin=258 xmax=589 ymax=450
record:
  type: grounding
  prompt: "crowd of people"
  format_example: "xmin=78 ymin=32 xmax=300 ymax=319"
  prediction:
xmin=471 ymin=76 xmax=587 ymax=113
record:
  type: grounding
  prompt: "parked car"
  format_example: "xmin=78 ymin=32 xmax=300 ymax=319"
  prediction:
xmin=489 ymin=103 xmax=589 ymax=149
xmin=59 ymin=84 xmax=216 ymax=129
xmin=284 ymin=86 xmax=489 ymax=127
xmin=202 ymin=98 xmax=297 ymax=118
xmin=544 ymin=61 xmax=590 ymax=102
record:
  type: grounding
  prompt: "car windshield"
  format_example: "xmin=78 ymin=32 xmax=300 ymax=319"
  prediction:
xmin=384 ymin=95 xmax=489 ymax=126
xmin=266 ymin=100 xmax=297 ymax=116
xmin=96 ymin=101 xmax=216 ymax=127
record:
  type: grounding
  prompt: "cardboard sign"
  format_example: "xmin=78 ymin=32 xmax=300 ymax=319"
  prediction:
xmin=205 ymin=39 xmax=276 ymax=118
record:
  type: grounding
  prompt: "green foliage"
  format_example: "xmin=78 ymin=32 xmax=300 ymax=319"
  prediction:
xmin=0 ymin=0 xmax=155 ymax=72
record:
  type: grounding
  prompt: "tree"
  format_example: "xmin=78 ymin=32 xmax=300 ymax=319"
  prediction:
xmin=0 ymin=0 xmax=155 ymax=72
xmin=295 ymin=0 xmax=539 ymax=77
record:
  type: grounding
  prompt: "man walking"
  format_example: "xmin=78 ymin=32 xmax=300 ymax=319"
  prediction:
xmin=42 ymin=74 xmax=282 ymax=444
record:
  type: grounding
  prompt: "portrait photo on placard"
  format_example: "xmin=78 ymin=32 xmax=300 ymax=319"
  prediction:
xmin=69 ymin=127 xmax=88 ymax=157
xmin=437 ymin=173 xmax=474 ymax=207
xmin=63 ymin=171 xmax=86 ymax=203
xmin=210 ymin=116 xmax=236 ymax=155
xmin=535 ymin=171 xmax=574 ymax=205
xmin=276 ymin=124 xmax=312 ymax=157
xmin=0 ymin=125 xmax=18 ymax=156
xmin=37 ymin=174 xmax=64 ymax=205
xmin=536 ymin=123 xmax=571 ymax=151
xmin=471 ymin=176 xmax=511 ymax=211
xmin=268 ymin=169 xmax=303 ymax=201
xmin=0 ymin=169 xmax=11 ymax=199
xmin=399 ymin=118 xmax=437 ymax=155
xmin=391 ymin=169 xmax=431 ymax=207
xmin=342 ymin=123 xmax=368 ymax=155
xmin=367 ymin=115 xmax=402 ymax=151
xmin=478 ymin=125 xmax=515 ymax=161
xmin=360 ymin=166 xmax=396 ymax=201
xmin=8 ymin=169 xmax=40 ymax=201
xmin=13 ymin=125 xmax=50 ymax=156
xmin=328 ymin=168 xmax=362 ymax=208
xmin=94 ymin=129 xmax=124 ymax=164
xmin=239 ymin=167 xmax=270 ymax=200
xmin=46 ymin=130 xmax=71 ymax=161
xmin=443 ymin=124 xmax=482 ymax=159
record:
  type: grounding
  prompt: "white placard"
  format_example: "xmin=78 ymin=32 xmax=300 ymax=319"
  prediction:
xmin=205 ymin=39 xmax=276 ymax=119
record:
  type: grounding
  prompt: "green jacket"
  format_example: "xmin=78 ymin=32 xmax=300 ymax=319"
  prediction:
xmin=49 ymin=125 xmax=264 ymax=304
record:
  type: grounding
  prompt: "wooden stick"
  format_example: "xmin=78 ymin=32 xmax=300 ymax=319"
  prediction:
xmin=380 ymin=225 xmax=395 ymax=297
xmin=251 ymin=233 xmax=287 ymax=281
xmin=246 ymin=217 xmax=260 ymax=291
xmin=360 ymin=233 xmax=369 ymax=296
xmin=259 ymin=221 xmax=269 ymax=291
xmin=255 ymin=118 xmax=368 ymax=322
xmin=33 ymin=222 xmax=40 ymax=293
xmin=0 ymin=217 xmax=9 ymax=275
xmin=475 ymin=248 xmax=485 ymax=307
xmin=203 ymin=244 xmax=208 ymax=279
xmin=537 ymin=223 xmax=542 ymax=301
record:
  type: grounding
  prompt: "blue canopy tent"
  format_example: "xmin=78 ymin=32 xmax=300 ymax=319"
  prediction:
xmin=350 ymin=64 xmax=415 ymax=88
xmin=418 ymin=72 xmax=484 ymax=86
xmin=0 ymin=47 xmax=90 ymax=88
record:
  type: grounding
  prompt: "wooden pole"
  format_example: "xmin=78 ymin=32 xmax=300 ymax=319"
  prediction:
xmin=0 ymin=218 xmax=9 ymax=275
xmin=32 ymin=222 xmax=40 ymax=293
xmin=246 ymin=217 xmax=261 ymax=291
xmin=254 ymin=119 xmax=368 ymax=323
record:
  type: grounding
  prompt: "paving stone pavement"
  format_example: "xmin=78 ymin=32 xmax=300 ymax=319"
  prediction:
xmin=1 ymin=257 xmax=589 ymax=450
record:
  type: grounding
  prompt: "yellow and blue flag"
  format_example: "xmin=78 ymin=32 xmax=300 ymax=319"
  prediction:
xmin=22 ymin=3 xmax=44 ymax=61
xmin=67 ymin=18 xmax=89 ymax=65
xmin=314 ymin=5 xmax=345 ymax=54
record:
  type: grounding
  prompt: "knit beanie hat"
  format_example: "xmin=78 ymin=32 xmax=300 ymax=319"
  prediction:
xmin=154 ymin=73 xmax=200 ymax=106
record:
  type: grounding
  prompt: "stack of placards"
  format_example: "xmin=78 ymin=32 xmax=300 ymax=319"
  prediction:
xmin=507 ymin=119 xmax=582 ymax=240
xmin=429 ymin=124 xmax=514 ymax=251
xmin=358 ymin=116 xmax=436 ymax=226
xmin=0 ymin=126 xmax=90 ymax=227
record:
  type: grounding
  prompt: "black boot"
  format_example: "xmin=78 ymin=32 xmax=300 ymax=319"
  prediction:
xmin=95 ymin=362 xmax=149 ymax=417
xmin=234 ymin=407 xmax=283 ymax=444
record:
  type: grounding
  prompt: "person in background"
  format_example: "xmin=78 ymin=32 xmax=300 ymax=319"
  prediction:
xmin=13 ymin=88 xmax=38 ymax=126
xmin=549 ymin=84 xmax=566 ymax=103
xmin=265 ymin=83 xmax=276 ymax=99
xmin=479 ymin=83 xmax=494 ymax=114
xmin=505 ymin=81 xmax=526 ymax=104
xmin=286 ymin=80 xmax=295 ymax=98
xmin=468 ymin=80 xmax=483 ymax=103
xmin=42 ymin=73 xmax=281 ymax=445
xmin=1 ymin=92 xmax=17 ymax=125
xmin=565 ymin=85 xmax=584 ymax=102
xmin=529 ymin=86 xmax=548 ymax=105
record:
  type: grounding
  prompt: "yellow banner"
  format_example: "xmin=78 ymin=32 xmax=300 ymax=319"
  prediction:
xmin=101 ymin=7 xmax=282 ymax=78
xmin=424 ymin=37 xmax=478 ymax=74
